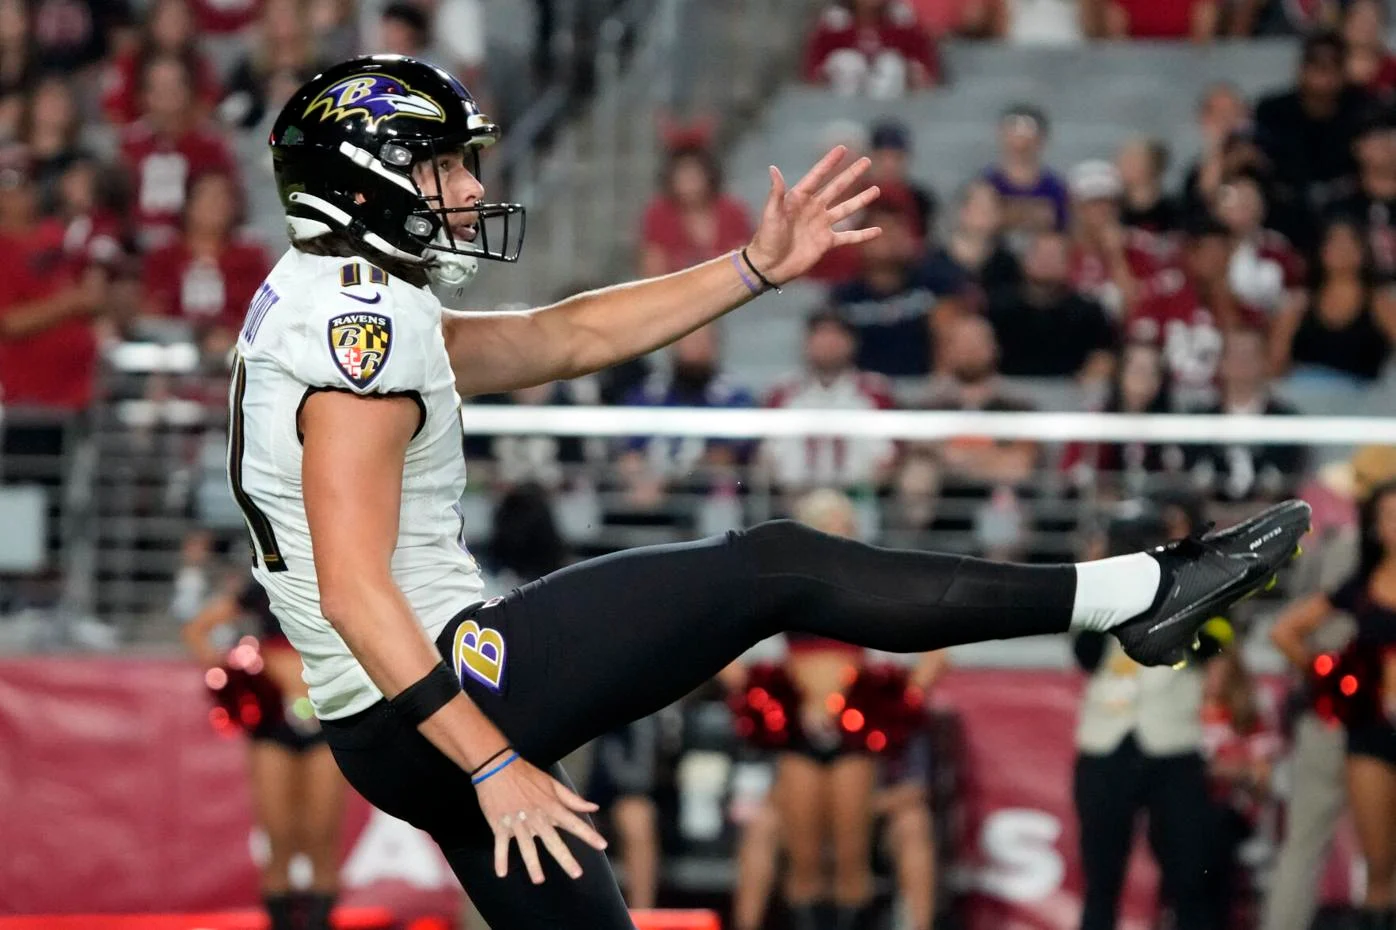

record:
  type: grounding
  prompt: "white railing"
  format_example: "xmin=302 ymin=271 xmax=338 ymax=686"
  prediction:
xmin=460 ymin=405 xmax=1396 ymax=446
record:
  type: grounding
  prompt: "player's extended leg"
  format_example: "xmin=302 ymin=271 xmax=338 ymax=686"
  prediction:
xmin=449 ymin=504 xmax=1308 ymax=767
xmin=322 ymin=703 xmax=633 ymax=930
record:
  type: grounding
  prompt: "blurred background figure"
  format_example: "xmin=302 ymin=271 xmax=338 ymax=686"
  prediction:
xmin=866 ymin=118 xmax=937 ymax=240
xmin=1271 ymin=217 xmax=1396 ymax=385
xmin=803 ymin=0 xmax=941 ymax=98
xmin=982 ymin=103 xmax=1069 ymax=248
xmin=640 ymin=137 xmax=753 ymax=278
xmin=1071 ymin=497 xmax=1218 ymax=930
xmin=1272 ymin=480 xmax=1396 ymax=930
xmin=722 ymin=488 xmax=945 ymax=930
xmin=763 ymin=310 xmax=897 ymax=502
xmin=1263 ymin=447 xmax=1396 ymax=930
xmin=182 ymin=573 xmax=346 ymax=930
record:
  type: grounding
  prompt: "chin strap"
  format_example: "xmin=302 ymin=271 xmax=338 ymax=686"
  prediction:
xmin=427 ymin=241 xmax=480 ymax=308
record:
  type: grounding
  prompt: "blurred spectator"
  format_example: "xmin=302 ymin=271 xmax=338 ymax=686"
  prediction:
xmin=829 ymin=196 xmax=968 ymax=378
xmin=802 ymin=0 xmax=941 ymax=97
xmin=1128 ymin=217 xmax=1230 ymax=406
xmin=1069 ymin=159 xmax=1183 ymax=319
xmin=763 ymin=310 xmax=897 ymax=495
xmin=907 ymin=0 xmax=1009 ymax=38
xmin=1086 ymin=0 xmax=1218 ymax=40
xmin=307 ymin=0 xmax=358 ymax=63
xmin=867 ymin=118 xmax=937 ymax=239
xmin=376 ymin=2 xmax=430 ymax=57
xmin=482 ymin=482 xmax=567 ymax=592
xmin=616 ymin=326 xmax=753 ymax=519
xmin=640 ymin=143 xmax=753 ymax=278
xmin=1330 ymin=105 xmax=1396 ymax=278
xmin=120 ymin=53 xmax=239 ymax=251
xmin=141 ymin=171 xmax=272 ymax=359
xmin=1072 ymin=500 xmax=1214 ymax=930
xmin=42 ymin=155 xmax=129 ymax=289
xmin=941 ymin=178 xmax=1022 ymax=297
xmin=191 ymin=0 xmax=262 ymax=35
xmin=982 ymin=104 xmax=1069 ymax=246
xmin=0 ymin=147 xmax=106 ymax=415
xmin=20 ymin=75 xmax=84 ymax=203
xmin=1199 ymin=649 xmax=1278 ymax=930
xmin=985 ymin=230 xmax=1117 ymax=381
xmin=1117 ymin=137 xmax=1180 ymax=234
xmin=220 ymin=0 xmax=324 ymax=131
xmin=895 ymin=316 xmax=1037 ymax=556
xmin=0 ymin=0 xmax=31 ymax=142
xmin=1343 ymin=0 xmax=1396 ymax=96
xmin=1227 ymin=0 xmax=1342 ymax=37
xmin=1180 ymin=82 xmax=1253 ymax=224
xmin=101 ymin=0 xmax=221 ymax=126
xmin=1189 ymin=327 xmax=1305 ymax=504
xmin=1255 ymin=32 xmax=1372 ymax=240
xmin=1062 ymin=342 xmax=1183 ymax=497
xmin=1215 ymin=174 xmax=1306 ymax=325
xmin=1272 ymin=217 xmax=1396 ymax=382
xmin=30 ymin=0 xmax=132 ymax=75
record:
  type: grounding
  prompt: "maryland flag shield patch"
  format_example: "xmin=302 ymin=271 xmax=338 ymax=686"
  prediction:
xmin=327 ymin=312 xmax=392 ymax=389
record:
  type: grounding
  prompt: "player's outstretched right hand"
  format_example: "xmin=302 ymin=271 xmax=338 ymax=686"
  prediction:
xmin=475 ymin=754 xmax=609 ymax=883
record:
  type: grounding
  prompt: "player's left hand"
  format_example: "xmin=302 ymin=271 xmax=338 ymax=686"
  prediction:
xmin=477 ymin=754 xmax=608 ymax=884
xmin=744 ymin=145 xmax=883 ymax=288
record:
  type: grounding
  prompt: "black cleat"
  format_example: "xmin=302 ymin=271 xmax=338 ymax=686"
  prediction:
xmin=1111 ymin=499 xmax=1311 ymax=668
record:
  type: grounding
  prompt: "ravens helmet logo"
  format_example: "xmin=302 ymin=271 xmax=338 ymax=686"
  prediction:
xmin=304 ymin=73 xmax=446 ymax=131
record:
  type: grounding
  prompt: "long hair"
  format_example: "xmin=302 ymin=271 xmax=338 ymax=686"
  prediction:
xmin=291 ymin=232 xmax=432 ymax=287
xmin=1310 ymin=215 xmax=1380 ymax=293
xmin=1104 ymin=341 xmax=1174 ymax=415
xmin=1348 ymin=478 xmax=1396 ymax=596
xmin=660 ymin=144 xmax=724 ymax=205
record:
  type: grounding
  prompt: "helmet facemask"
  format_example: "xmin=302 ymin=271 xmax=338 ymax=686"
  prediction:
xmin=398 ymin=138 xmax=525 ymax=265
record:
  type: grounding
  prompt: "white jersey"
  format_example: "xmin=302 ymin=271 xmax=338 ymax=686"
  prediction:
xmin=230 ymin=249 xmax=483 ymax=719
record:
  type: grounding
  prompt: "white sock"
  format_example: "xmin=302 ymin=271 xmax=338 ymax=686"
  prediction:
xmin=1070 ymin=553 xmax=1162 ymax=632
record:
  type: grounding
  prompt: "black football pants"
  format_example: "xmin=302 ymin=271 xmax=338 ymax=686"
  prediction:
xmin=323 ymin=520 xmax=1076 ymax=929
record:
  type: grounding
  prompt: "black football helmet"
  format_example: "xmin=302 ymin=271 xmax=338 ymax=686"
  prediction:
xmin=269 ymin=54 xmax=524 ymax=265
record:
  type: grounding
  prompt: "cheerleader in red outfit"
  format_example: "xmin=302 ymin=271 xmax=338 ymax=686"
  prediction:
xmin=725 ymin=489 xmax=945 ymax=930
xmin=183 ymin=576 xmax=346 ymax=930
xmin=1272 ymin=480 xmax=1396 ymax=929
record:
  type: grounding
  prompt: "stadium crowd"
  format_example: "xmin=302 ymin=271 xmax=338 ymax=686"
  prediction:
xmin=3 ymin=2 xmax=1396 ymax=930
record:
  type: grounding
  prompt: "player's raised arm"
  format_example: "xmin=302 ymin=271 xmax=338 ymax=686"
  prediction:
xmin=443 ymin=146 xmax=882 ymax=398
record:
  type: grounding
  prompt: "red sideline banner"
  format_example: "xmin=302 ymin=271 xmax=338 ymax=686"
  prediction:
xmin=0 ymin=657 xmax=461 ymax=922
xmin=0 ymin=659 xmax=1362 ymax=926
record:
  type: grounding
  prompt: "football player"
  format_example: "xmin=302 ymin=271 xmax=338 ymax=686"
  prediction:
xmin=230 ymin=54 xmax=1311 ymax=928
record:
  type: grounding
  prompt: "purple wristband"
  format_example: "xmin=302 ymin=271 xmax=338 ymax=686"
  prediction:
xmin=732 ymin=251 xmax=762 ymax=296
